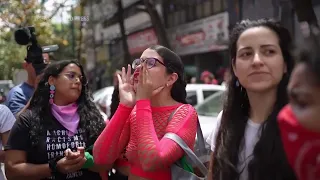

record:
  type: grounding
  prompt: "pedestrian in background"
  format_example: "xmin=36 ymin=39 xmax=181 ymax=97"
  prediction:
xmin=200 ymin=70 xmax=218 ymax=84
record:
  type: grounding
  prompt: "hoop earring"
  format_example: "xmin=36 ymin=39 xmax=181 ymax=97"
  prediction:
xmin=49 ymin=85 xmax=55 ymax=104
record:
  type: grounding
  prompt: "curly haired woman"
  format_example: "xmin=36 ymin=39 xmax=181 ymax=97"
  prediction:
xmin=5 ymin=60 xmax=108 ymax=180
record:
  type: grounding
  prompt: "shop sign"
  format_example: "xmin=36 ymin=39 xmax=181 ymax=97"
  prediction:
xmin=127 ymin=28 xmax=158 ymax=55
xmin=167 ymin=12 xmax=229 ymax=56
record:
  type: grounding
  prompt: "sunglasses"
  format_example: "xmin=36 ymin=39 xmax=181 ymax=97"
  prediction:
xmin=61 ymin=72 xmax=88 ymax=85
xmin=132 ymin=58 xmax=165 ymax=70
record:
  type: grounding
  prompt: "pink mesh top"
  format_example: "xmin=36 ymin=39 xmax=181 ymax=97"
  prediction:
xmin=93 ymin=99 xmax=198 ymax=180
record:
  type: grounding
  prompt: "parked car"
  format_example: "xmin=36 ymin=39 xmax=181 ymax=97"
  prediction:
xmin=186 ymin=84 xmax=225 ymax=106
xmin=93 ymin=84 xmax=225 ymax=117
xmin=194 ymin=88 xmax=226 ymax=159
xmin=92 ymin=86 xmax=114 ymax=118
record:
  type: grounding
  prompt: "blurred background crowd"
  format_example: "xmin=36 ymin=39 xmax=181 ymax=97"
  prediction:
xmin=1 ymin=0 xmax=319 ymax=111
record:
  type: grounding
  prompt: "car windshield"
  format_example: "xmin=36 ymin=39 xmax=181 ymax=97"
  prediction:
xmin=0 ymin=83 xmax=12 ymax=95
xmin=195 ymin=90 xmax=225 ymax=117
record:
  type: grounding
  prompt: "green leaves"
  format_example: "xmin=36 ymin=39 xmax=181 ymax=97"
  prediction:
xmin=0 ymin=0 xmax=70 ymax=80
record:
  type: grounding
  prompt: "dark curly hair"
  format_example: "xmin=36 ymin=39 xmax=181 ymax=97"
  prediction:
xmin=27 ymin=60 xmax=105 ymax=146
xmin=211 ymin=19 xmax=297 ymax=180
xmin=149 ymin=45 xmax=187 ymax=104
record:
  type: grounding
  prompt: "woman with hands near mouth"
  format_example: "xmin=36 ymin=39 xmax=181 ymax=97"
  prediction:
xmin=93 ymin=45 xmax=198 ymax=180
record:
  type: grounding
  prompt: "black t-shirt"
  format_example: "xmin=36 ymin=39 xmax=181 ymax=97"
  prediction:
xmin=5 ymin=110 xmax=102 ymax=180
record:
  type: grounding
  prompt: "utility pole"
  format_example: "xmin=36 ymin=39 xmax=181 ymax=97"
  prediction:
xmin=89 ymin=0 xmax=98 ymax=90
xmin=143 ymin=0 xmax=171 ymax=48
xmin=78 ymin=0 xmax=85 ymax=62
xmin=70 ymin=5 xmax=76 ymax=58
xmin=116 ymin=0 xmax=131 ymax=66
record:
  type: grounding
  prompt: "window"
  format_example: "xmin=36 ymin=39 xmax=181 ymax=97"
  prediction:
xmin=213 ymin=0 xmax=222 ymax=13
xmin=164 ymin=0 xmax=224 ymax=28
xmin=169 ymin=3 xmax=176 ymax=13
xmin=165 ymin=3 xmax=177 ymax=28
xmin=187 ymin=5 xmax=196 ymax=22
xmin=196 ymin=3 xmax=203 ymax=19
xmin=167 ymin=13 xmax=174 ymax=27
xmin=203 ymin=90 xmax=218 ymax=99
xmin=180 ymin=9 xmax=187 ymax=24
xmin=186 ymin=91 xmax=198 ymax=106
xmin=203 ymin=0 xmax=212 ymax=17
xmin=174 ymin=11 xmax=180 ymax=26
xmin=196 ymin=91 xmax=224 ymax=117
xmin=222 ymin=0 xmax=227 ymax=10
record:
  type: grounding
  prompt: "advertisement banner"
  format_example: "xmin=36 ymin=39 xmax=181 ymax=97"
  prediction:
xmin=167 ymin=12 xmax=229 ymax=56
xmin=127 ymin=28 xmax=158 ymax=55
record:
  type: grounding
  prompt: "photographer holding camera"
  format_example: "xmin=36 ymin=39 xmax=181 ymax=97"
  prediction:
xmin=5 ymin=27 xmax=58 ymax=116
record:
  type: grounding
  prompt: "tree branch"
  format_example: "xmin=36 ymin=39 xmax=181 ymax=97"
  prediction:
xmin=48 ymin=0 xmax=69 ymax=19
xmin=135 ymin=5 xmax=148 ymax=12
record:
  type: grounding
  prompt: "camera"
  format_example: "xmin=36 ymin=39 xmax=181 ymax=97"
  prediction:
xmin=14 ymin=26 xmax=59 ymax=75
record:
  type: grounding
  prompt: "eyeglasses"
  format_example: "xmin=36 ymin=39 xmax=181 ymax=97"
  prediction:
xmin=132 ymin=58 xmax=165 ymax=70
xmin=62 ymin=72 xmax=88 ymax=85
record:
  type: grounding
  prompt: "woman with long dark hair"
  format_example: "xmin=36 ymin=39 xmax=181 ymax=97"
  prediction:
xmin=93 ymin=45 xmax=198 ymax=180
xmin=5 ymin=60 xmax=108 ymax=179
xmin=208 ymin=19 xmax=297 ymax=180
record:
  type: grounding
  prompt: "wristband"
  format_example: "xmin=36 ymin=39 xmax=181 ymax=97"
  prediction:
xmin=82 ymin=152 xmax=94 ymax=168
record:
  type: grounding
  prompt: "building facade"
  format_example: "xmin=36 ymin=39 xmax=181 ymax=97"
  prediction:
xmin=238 ymin=0 xmax=320 ymax=44
xmin=83 ymin=0 xmax=320 ymax=89
xmin=83 ymin=0 xmax=161 ymax=89
xmin=163 ymin=0 xmax=229 ymax=82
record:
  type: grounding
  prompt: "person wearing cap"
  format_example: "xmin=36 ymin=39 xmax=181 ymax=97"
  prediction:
xmin=200 ymin=70 xmax=218 ymax=85
xmin=5 ymin=53 xmax=49 ymax=115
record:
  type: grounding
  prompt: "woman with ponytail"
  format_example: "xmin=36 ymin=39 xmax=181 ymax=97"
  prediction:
xmin=93 ymin=45 xmax=198 ymax=180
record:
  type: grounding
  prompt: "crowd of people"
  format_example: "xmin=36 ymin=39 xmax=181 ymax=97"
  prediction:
xmin=0 ymin=18 xmax=319 ymax=180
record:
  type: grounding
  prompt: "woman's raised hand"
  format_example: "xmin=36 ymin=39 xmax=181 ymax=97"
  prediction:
xmin=117 ymin=65 xmax=136 ymax=107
